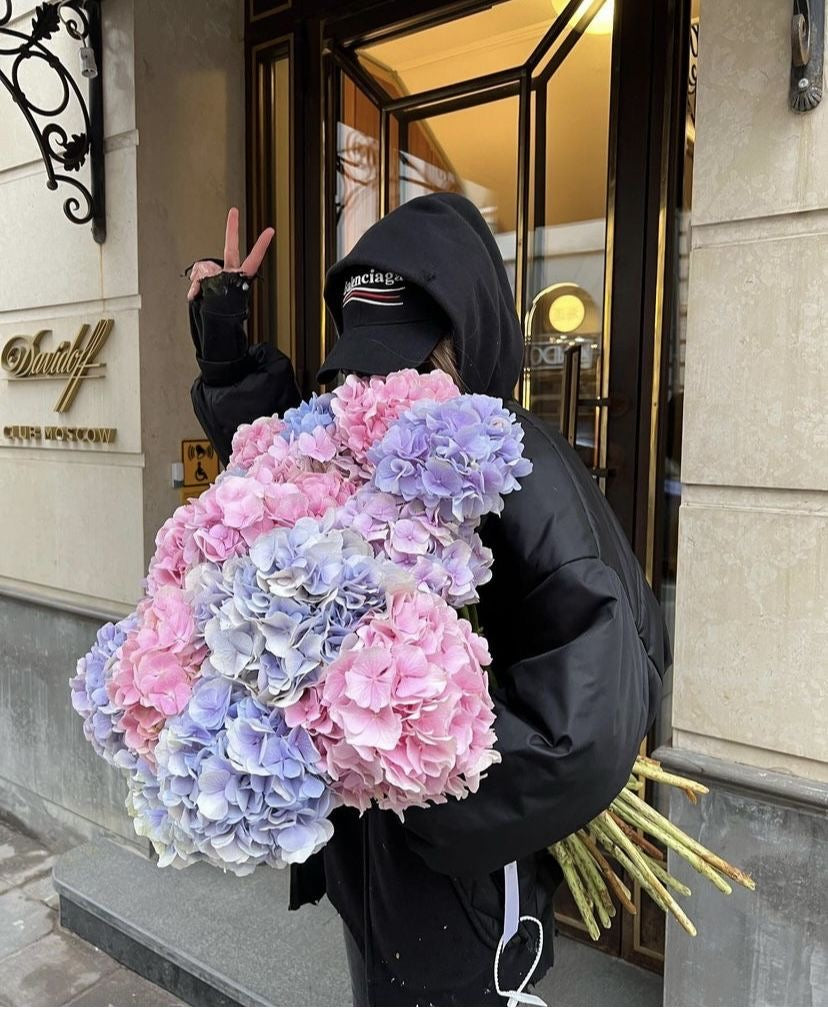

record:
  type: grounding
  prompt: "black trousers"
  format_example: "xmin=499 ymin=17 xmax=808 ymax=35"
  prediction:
xmin=343 ymin=924 xmax=370 ymax=1007
xmin=341 ymin=922 xmax=538 ymax=1007
xmin=330 ymin=810 xmax=552 ymax=1006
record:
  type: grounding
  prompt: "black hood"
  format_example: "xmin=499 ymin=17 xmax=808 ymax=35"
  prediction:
xmin=323 ymin=193 xmax=524 ymax=399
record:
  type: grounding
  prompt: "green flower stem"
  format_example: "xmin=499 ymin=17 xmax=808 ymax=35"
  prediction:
xmin=632 ymin=759 xmax=709 ymax=798
xmin=610 ymin=797 xmax=733 ymax=895
xmin=618 ymin=788 xmax=755 ymax=890
xmin=596 ymin=812 xmax=697 ymax=937
xmin=577 ymin=831 xmax=637 ymax=915
xmin=643 ymin=855 xmax=692 ymax=897
xmin=567 ymin=832 xmax=615 ymax=927
xmin=550 ymin=841 xmax=601 ymax=941
xmin=588 ymin=819 xmax=668 ymax=916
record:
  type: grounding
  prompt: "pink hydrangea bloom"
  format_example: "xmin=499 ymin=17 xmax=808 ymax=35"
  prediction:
xmin=331 ymin=369 xmax=460 ymax=464
xmin=295 ymin=427 xmax=338 ymax=463
xmin=180 ymin=485 xmax=244 ymax=564
xmin=146 ymin=502 xmax=200 ymax=594
xmin=108 ymin=588 xmax=206 ymax=760
xmin=245 ymin=432 xmax=356 ymax=489
xmin=292 ymin=471 xmax=355 ymax=517
xmin=228 ymin=416 xmax=286 ymax=470
xmin=285 ymin=589 xmax=499 ymax=813
xmin=246 ymin=442 xmax=300 ymax=487
xmin=193 ymin=521 xmax=246 ymax=564
xmin=214 ymin=476 xmax=267 ymax=531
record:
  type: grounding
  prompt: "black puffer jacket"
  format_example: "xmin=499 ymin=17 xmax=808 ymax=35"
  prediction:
xmin=188 ymin=194 xmax=669 ymax=1005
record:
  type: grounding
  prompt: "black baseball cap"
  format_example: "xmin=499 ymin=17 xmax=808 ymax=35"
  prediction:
xmin=317 ymin=267 xmax=449 ymax=384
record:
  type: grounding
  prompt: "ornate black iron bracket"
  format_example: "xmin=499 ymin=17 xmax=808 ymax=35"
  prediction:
xmin=0 ymin=1 xmax=105 ymax=241
xmin=791 ymin=0 xmax=824 ymax=111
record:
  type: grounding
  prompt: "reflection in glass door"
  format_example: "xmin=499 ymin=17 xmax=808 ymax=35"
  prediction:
xmin=326 ymin=0 xmax=617 ymax=493
xmin=526 ymin=6 xmax=614 ymax=479
xmin=332 ymin=75 xmax=380 ymax=259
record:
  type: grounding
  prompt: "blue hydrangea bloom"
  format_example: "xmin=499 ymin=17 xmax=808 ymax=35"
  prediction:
xmin=69 ymin=613 xmax=138 ymax=764
xmin=202 ymin=523 xmax=404 ymax=706
xmin=186 ymin=561 xmax=228 ymax=638
xmin=204 ymin=599 xmax=265 ymax=679
xmin=125 ymin=754 xmax=200 ymax=870
xmin=282 ymin=392 xmax=334 ymax=437
xmin=153 ymin=683 xmax=335 ymax=874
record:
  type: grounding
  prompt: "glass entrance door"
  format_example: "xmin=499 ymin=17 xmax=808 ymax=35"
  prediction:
xmin=325 ymin=1 xmax=616 ymax=490
xmin=313 ymin=0 xmax=690 ymax=971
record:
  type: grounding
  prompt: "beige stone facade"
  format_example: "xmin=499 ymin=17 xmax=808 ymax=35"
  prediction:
xmin=0 ymin=0 xmax=245 ymax=842
xmin=672 ymin=0 xmax=828 ymax=785
xmin=0 ymin=0 xmax=245 ymax=615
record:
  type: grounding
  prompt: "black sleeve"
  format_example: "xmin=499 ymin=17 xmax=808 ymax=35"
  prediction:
xmin=188 ymin=268 xmax=302 ymax=464
xmin=402 ymin=556 xmax=657 ymax=878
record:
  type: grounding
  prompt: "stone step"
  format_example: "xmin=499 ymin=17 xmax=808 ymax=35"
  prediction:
xmin=53 ymin=838 xmax=351 ymax=1006
xmin=54 ymin=837 xmax=663 ymax=1007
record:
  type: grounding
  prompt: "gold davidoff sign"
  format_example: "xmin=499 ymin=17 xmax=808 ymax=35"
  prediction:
xmin=1 ymin=318 xmax=113 ymax=412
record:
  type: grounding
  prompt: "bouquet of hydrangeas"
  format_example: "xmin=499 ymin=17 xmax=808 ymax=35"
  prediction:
xmin=70 ymin=369 xmax=532 ymax=875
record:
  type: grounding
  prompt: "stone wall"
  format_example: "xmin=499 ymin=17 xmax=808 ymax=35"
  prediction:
xmin=0 ymin=0 xmax=245 ymax=845
xmin=658 ymin=749 xmax=828 ymax=1006
xmin=674 ymin=0 xmax=828 ymax=787
xmin=0 ymin=0 xmax=145 ymax=617
xmin=667 ymin=1 xmax=828 ymax=1003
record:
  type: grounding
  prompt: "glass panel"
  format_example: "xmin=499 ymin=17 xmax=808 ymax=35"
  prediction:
xmin=390 ymin=97 xmax=519 ymax=294
xmin=358 ymin=0 xmax=554 ymax=92
xmin=656 ymin=3 xmax=699 ymax=745
xmin=255 ymin=51 xmax=293 ymax=359
xmin=524 ymin=3 xmax=614 ymax=472
xmin=336 ymin=75 xmax=381 ymax=258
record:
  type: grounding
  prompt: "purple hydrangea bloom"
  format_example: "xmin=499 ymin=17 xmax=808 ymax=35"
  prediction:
xmin=407 ymin=535 xmax=493 ymax=607
xmin=368 ymin=394 xmax=532 ymax=523
xmin=336 ymin=489 xmax=400 ymax=543
xmin=282 ymin=392 xmax=334 ymax=437
xmin=70 ymin=613 xmax=139 ymax=765
xmin=153 ymin=690 xmax=335 ymax=874
xmin=337 ymin=490 xmax=493 ymax=607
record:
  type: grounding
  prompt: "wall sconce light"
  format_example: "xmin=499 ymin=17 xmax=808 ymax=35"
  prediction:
xmin=0 ymin=1 xmax=106 ymax=241
xmin=548 ymin=294 xmax=586 ymax=333
xmin=791 ymin=0 xmax=824 ymax=110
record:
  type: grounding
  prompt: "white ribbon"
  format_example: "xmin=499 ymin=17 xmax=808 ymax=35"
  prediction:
xmin=493 ymin=861 xmax=548 ymax=1007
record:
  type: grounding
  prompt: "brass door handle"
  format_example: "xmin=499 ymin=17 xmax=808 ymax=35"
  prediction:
xmin=559 ymin=343 xmax=582 ymax=447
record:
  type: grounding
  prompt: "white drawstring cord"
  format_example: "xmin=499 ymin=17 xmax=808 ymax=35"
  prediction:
xmin=494 ymin=914 xmax=546 ymax=1006
xmin=493 ymin=862 xmax=548 ymax=1007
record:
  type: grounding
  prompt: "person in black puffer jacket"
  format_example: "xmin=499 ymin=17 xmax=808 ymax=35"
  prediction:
xmin=187 ymin=194 xmax=670 ymax=1007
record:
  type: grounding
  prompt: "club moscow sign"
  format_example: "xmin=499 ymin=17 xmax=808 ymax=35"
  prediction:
xmin=1 ymin=319 xmax=117 ymax=445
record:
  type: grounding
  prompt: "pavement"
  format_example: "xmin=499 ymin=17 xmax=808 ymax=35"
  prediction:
xmin=0 ymin=817 xmax=181 ymax=1007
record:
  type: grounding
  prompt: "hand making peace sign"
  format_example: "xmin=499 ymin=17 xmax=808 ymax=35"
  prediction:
xmin=186 ymin=207 xmax=275 ymax=301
